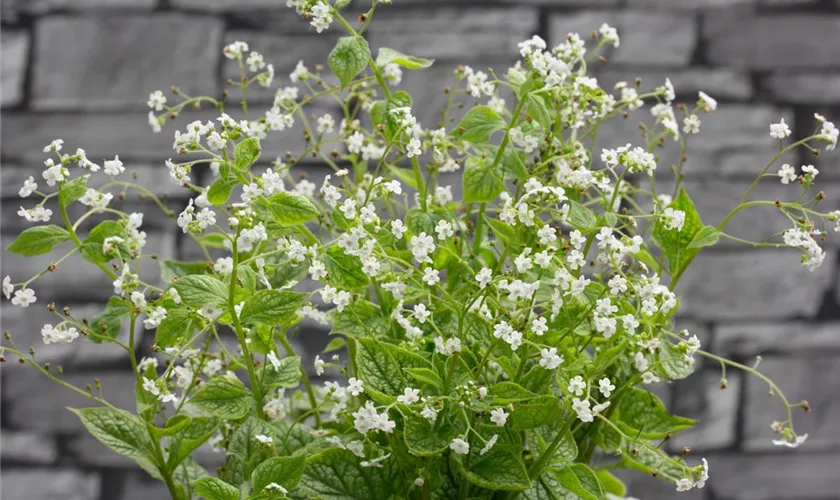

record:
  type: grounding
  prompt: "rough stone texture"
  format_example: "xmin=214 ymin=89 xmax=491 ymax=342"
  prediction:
xmin=677 ymin=250 xmax=835 ymax=320
xmin=1 ymin=30 xmax=29 ymax=108
xmin=704 ymin=14 xmax=840 ymax=69
xmin=0 ymin=469 xmax=100 ymax=500
xmin=3 ymin=2 xmax=840 ymax=500
xmin=32 ymin=15 xmax=223 ymax=110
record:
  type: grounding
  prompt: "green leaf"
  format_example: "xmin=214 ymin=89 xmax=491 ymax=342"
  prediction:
xmin=355 ymin=337 xmax=430 ymax=399
xmin=235 ymin=137 xmax=261 ymax=172
xmin=528 ymin=421 xmax=578 ymax=466
xmin=154 ymin=309 xmax=196 ymax=349
xmin=240 ymin=289 xmax=305 ymax=326
xmin=370 ymin=91 xmax=413 ymax=142
xmin=252 ymin=455 xmax=306 ymax=493
xmin=490 ymin=382 xmax=538 ymax=404
xmin=511 ymin=395 xmax=561 ymax=430
xmin=460 ymin=449 xmax=531 ymax=491
xmin=526 ymin=94 xmax=552 ymax=130
xmin=58 ymin=176 xmax=89 ymax=205
xmin=190 ymin=376 xmax=252 ymax=419
xmin=474 ymin=144 xmax=529 ymax=181
xmin=687 ymin=224 xmax=721 ymax=250
xmin=617 ymin=387 xmax=694 ymax=439
xmin=567 ymin=200 xmax=598 ymax=233
xmin=521 ymin=471 xmax=565 ymax=500
xmin=652 ymin=187 xmax=705 ymax=277
xmin=554 ymin=464 xmax=606 ymax=500
xmin=79 ymin=220 xmax=127 ymax=263
xmin=405 ymin=209 xmax=443 ymax=236
xmin=403 ymin=414 xmax=456 ymax=456
xmin=331 ymin=299 xmax=388 ymax=338
xmin=7 ymin=225 xmax=70 ymax=256
xmin=229 ymin=416 xmax=276 ymax=463
xmin=405 ymin=367 xmax=443 ymax=391
xmin=328 ymin=36 xmax=370 ymax=88
xmin=263 ymin=191 xmax=319 ymax=227
xmin=456 ymin=106 xmax=506 ymax=144
xmin=375 ymin=47 xmax=434 ymax=70
xmin=192 ymin=476 xmax=239 ymax=500
xmin=167 ymin=416 xmax=219 ymax=471
xmin=207 ymin=162 xmax=239 ymax=206
xmin=298 ymin=448 xmax=396 ymax=499
xmin=258 ymin=355 xmax=302 ymax=392
xmin=89 ymin=297 xmax=131 ymax=343
xmin=324 ymin=247 xmax=368 ymax=290
xmin=617 ymin=440 xmax=685 ymax=482
xmin=172 ymin=275 xmax=228 ymax=309
xmin=658 ymin=341 xmax=694 ymax=380
xmin=161 ymin=260 xmax=210 ymax=283
xmin=70 ymin=407 xmax=155 ymax=468
xmin=463 ymin=157 xmax=505 ymax=203
xmin=595 ymin=470 xmax=626 ymax=497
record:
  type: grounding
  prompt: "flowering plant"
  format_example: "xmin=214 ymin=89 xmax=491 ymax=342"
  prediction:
xmin=2 ymin=1 xmax=834 ymax=499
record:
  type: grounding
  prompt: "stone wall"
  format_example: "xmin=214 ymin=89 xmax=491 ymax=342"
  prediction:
xmin=2 ymin=1 xmax=840 ymax=499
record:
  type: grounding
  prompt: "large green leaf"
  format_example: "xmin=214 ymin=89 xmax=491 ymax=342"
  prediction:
xmin=463 ymin=157 xmax=504 ymax=203
xmin=167 ymin=417 xmax=219 ymax=471
xmin=459 ymin=449 xmax=531 ymax=491
xmin=161 ymin=260 xmax=211 ymax=283
xmin=58 ymin=175 xmax=89 ymax=205
xmin=652 ymin=187 xmax=705 ymax=277
xmin=297 ymin=447 xmax=395 ymax=499
xmin=328 ymin=36 xmax=370 ymax=88
xmin=263 ymin=191 xmax=320 ymax=227
xmin=258 ymin=355 xmax=302 ymax=392
xmin=324 ymin=247 xmax=368 ymax=289
xmin=154 ymin=309 xmax=197 ymax=349
xmin=355 ymin=337 xmax=430 ymax=400
xmin=7 ymin=225 xmax=70 ymax=256
xmin=617 ymin=387 xmax=694 ymax=439
xmin=79 ymin=220 xmax=128 ymax=263
xmin=375 ymin=47 xmax=434 ymax=69
xmin=403 ymin=414 xmax=456 ymax=456
xmin=239 ymin=289 xmax=305 ymax=326
xmin=207 ymin=162 xmax=239 ymax=206
xmin=190 ymin=376 xmax=252 ymax=419
xmin=252 ymin=455 xmax=306 ymax=493
xmin=172 ymin=275 xmax=229 ymax=309
xmin=456 ymin=106 xmax=506 ymax=144
xmin=89 ymin=297 xmax=131 ymax=343
xmin=511 ymin=395 xmax=561 ymax=430
xmin=235 ymin=137 xmax=261 ymax=172
xmin=192 ymin=476 xmax=239 ymax=500
xmin=554 ymin=464 xmax=606 ymax=500
xmin=70 ymin=407 xmax=156 ymax=470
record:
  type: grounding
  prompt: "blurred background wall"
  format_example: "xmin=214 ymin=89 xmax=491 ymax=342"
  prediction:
xmin=2 ymin=0 xmax=840 ymax=499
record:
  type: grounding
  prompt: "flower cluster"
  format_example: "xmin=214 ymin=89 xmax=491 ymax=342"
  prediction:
xmin=2 ymin=2 xmax=826 ymax=499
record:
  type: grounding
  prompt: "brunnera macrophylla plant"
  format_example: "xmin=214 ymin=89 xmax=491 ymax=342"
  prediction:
xmin=2 ymin=1 xmax=835 ymax=499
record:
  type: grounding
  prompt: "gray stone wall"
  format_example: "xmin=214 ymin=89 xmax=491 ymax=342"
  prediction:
xmin=2 ymin=1 xmax=840 ymax=499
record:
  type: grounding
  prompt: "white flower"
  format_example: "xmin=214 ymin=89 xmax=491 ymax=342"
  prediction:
xmin=490 ymin=407 xmax=508 ymax=427
xmin=224 ymin=41 xmax=248 ymax=59
xmin=772 ymin=433 xmax=808 ymax=448
xmin=435 ymin=220 xmax=454 ymax=240
xmin=531 ymin=316 xmax=548 ymax=336
xmin=698 ymin=91 xmax=717 ymax=111
xmin=410 ymin=233 xmax=435 ymax=264
xmin=480 ymin=434 xmax=498 ymax=455
xmin=42 ymin=163 xmax=65 ymax=186
xmin=390 ymin=219 xmax=407 ymax=239
xmin=104 ymin=155 xmax=125 ymax=176
xmin=572 ymin=398 xmax=593 ymax=423
xmin=317 ymin=114 xmax=335 ymax=134
xmin=539 ymin=347 xmax=563 ymax=370
xmin=255 ymin=434 xmax=274 ymax=445
xmin=11 ymin=288 xmax=36 ymax=307
xmin=2 ymin=276 xmax=13 ymax=299
xmin=214 ymin=257 xmax=233 ymax=276
xmin=19 ymin=177 xmax=37 ymax=198
xmin=421 ymin=405 xmax=438 ymax=423
xmin=143 ymin=307 xmax=167 ymax=329
xmin=43 ymin=139 xmax=63 ymax=152
xmin=598 ymin=23 xmax=619 ymax=47
xmin=414 ymin=478 xmax=425 ymax=487
xmin=264 ymin=483 xmax=288 ymax=494
xmin=142 ymin=377 xmax=160 ymax=397
xmin=567 ymin=375 xmax=586 ymax=396
xmin=475 ymin=267 xmax=492 ymax=289
xmin=778 ymin=163 xmax=797 ymax=184
xmin=147 ymin=90 xmax=167 ymax=111
xmin=397 ymin=387 xmax=420 ymax=405
xmin=406 ymin=137 xmax=422 ymax=158
xmin=820 ymin=120 xmax=838 ymax=151
xmin=695 ymin=458 xmax=710 ymax=489
xmin=682 ymin=114 xmax=701 ymax=135
xmin=309 ymin=260 xmax=327 ymax=281
xmin=41 ymin=324 xmax=79 ymax=344
xmin=17 ymin=206 xmax=53 ymax=223
xmin=449 ymin=438 xmax=470 ymax=455
xmin=801 ymin=164 xmax=818 ymax=181
xmin=361 ymin=453 xmax=391 ymax=468
xmin=769 ymin=118 xmax=791 ymax=140
xmin=598 ymin=378 xmax=615 ymax=398
xmin=413 ymin=303 xmax=431 ymax=323
xmin=676 ymin=478 xmax=694 ymax=492
xmin=310 ymin=3 xmax=333 ymax=33
xmin=434 ymin=336 xmax=461 ymax=356
xmin=662 ymin=208 xmax=686 ymax=231
xmin=313 ymin=355 xmax=325 ymax=376
xmin=422 ymin=268 xmax=440 ymax=286
xmin=347 ymin=377 xmax=364 ymax=396
xmin=80 ymin=189 xmax=113 ymax=210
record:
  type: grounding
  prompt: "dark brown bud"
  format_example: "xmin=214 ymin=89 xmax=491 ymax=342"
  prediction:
xmin=803 ymin=400 xmax=811 ymax=412
xmin=359 ymin=14 xmax=367 ymax=22
xmin=63 ymin=306 xmax=71 ymax=315
xmin=47 ymin=303 xmax=56 ymax=312
xmin=47 ymin=263 xmax=57 ymax=272
xmin=635 ymin=77 xmax=643 ymax=86
xmin=598 ymin=56 xmax=607 ymax=64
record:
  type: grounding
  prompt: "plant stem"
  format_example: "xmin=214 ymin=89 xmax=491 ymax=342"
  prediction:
xmin=277 ymin=333 xmax=322 ymax=427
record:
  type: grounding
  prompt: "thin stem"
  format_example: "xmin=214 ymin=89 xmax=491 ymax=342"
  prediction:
xmin=277 ymin=333 xmax=322 ymax=427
